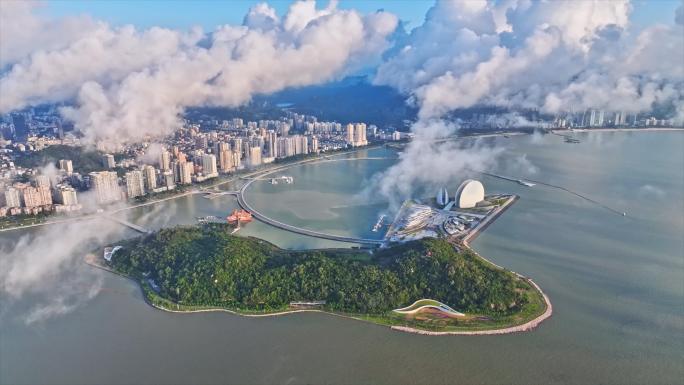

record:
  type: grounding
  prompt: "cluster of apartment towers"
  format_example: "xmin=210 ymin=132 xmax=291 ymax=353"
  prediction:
xmin=1 ymin=160 xmax=79 ymax=217
xmin=88 ymin=123 xmax=369 ymax=205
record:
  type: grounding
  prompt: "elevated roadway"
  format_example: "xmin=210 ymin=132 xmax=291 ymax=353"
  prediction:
xmin=236 ymin=165 xmax=385 ymax=246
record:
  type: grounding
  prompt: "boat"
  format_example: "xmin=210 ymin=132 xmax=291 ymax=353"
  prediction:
xmin=197 ymin=216 xmax=225 ymax=224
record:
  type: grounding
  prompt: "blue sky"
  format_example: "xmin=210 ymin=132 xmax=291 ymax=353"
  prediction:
xmin=43 ymin=0 xmax=683 ymax=31
xmin=44 ymin=1 xmax=433 ymax=30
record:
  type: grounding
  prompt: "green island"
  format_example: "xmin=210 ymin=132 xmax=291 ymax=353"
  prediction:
xmin=104 ymin=224 xmax=549 ymax=333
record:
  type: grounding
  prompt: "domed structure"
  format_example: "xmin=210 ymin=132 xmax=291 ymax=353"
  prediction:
xmin=454 ymin=180 xmax=484 ymax=208
xmin=436 ymin=187 xmax=449 ymax=207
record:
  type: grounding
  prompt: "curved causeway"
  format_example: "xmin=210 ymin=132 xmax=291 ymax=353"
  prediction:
xmin=236 ymin=159 xmax=386 ymax=245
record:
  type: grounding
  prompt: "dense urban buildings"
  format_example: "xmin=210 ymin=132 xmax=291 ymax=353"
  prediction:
xmin=0 ymin=106 xmax=388 ymax=218
xmin=1 ymin=103 xmax=679 ymax=219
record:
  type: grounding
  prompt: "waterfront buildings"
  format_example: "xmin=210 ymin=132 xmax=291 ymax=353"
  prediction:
xmin=248 ymin=146 xmax=262 ymax=167
xmin=3 ymin=187 xmax=21 ymax=208
xmin=142 ymin=165 xmax=157 ymax=191
xmin=162 ymin=171 xmax=175 ymax=190
xmin=54 ymin=185 xmax=78 ymax=205
xmin=178 ymin=161 xmax=193 ymax=185
xmin=90 ymin=171 xmax=122 ymax=204
xmin=295 ymin=135 xmax=308 ymax=155
xmin=159 ymin=151 xmax=170 ymax=171
xmin=201 ymin=153 xmax=218 ymax=177
xmin=310 ymin=136 xmax=319 ymax=153
xmin=125 ymin=170 xmax=146 ymax=198
xmin=0 ymin=109 xmax=383 ymax=217
xmin=345 ymin=123 xmax=368 ymax=147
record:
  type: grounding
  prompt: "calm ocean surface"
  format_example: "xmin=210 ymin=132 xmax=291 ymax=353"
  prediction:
xmin=1 ymin=131 xmax=682 ymax=384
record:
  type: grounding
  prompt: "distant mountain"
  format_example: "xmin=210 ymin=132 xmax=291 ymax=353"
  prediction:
xmin=261 ymin=76 xmax=416 ymax=130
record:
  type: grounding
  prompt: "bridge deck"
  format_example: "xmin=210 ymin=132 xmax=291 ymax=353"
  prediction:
xmin=237 ymin=178 xmax=383 ymax=245
xmin=106 ymin=216 xmax=152 ymax=234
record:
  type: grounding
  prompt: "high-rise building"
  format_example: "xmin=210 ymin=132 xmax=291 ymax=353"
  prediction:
xmin=54 ymin=185 xmax=78 ymax=206
xmin=102 ymin=154 xmax=115 ymax=169
xmin=171 ymin=161 xmax=180 ymax=183
xmin=295 ymin=135 xmax=308 ymax=155
xmin=34 ymin=175 xmax=51 ymax=188
xmin=125 ymin=170 xmax=146 ymax=198
xmin=179 ymin=161 xmax=193 ymax=185
xmin=219 ymin=149 xmax=234 ymax=173
xmin=58 ymin=159 xmax=73 ymax=174
xmin=21 ymin=186 xmax=42 ymax=208
xmin=248 ymin=146 xmax=262 ymax=167
xmin=597 ymin=110 xmax=605 ymax=127
xmin=20 ymin=185 xmax=52 ymax=207
xmin=309 ymin=136 xmax=319 ymax=153
xmin=346 ymin=123 xmax=354 ymax=145
xmin=3 ymin=187 xmax=21 ymax=208
xmin=589 ymin=109 xmax=597 ymax=127
xmin=266 ymin=131 xmax=277 ymax=158
xmin=215 ymin=141 xmax=229 ymax=157
xmin=344 ymin=123 xmax=367 ymax=147
xmin=202 ymin=153 xmax=218 ymax=177
xmin=162 ymin=171 xmax=176 ymax=190
xmin=613 ymin=112 xmax=622 ymax=126
xmin=177 ymin=152 xmax=187 ymax=163
xmin=231 ymin=138 xmax=243 ymax=159
xmin=353 ymin=123 xmax=367 ymax=146
xmin=159 ymin=151 xmax=170 ymax=171
xmin=142 ymin=165 xmax=157 ymax=191
xmin=277 ymin=137 xmax=295 ymax=158
xmin=37 ymin=185 xmax=52 ymax=205
xmin=231 ymin=150 xmax=241 ymax=169
xmin=11 ymin=113 xmax=29 ymax=142
xmin=89 ymin=171 xmax=121 ymax=204
xmin=215 ymin=142 xmax=231 ymax=172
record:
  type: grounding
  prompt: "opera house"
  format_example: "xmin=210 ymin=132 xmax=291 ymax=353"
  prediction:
xmin=436 ymin=180 xmax=485 ymax=209
xmin=454 ymin=179 xmax=485 ymax=208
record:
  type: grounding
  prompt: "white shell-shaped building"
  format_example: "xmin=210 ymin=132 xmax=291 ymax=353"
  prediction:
xmin=436 ymin=187 xmax=449 ymax=207
xmin=455 ymin=180 xmax=484 ymax=208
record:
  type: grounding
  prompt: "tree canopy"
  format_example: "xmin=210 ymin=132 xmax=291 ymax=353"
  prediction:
xmin=110 ymin=225 xmax=529 ymax=315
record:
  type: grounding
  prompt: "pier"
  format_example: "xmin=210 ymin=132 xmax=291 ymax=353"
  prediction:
xmin=202 ymin=191 xmax=239 ymax=199
xmin=105 ymin=215 xmax=152 ymax=234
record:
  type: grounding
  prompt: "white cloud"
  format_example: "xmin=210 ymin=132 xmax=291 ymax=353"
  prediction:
xmin=375 ymin=0 xmax=684 ymax=120
xmin=0 ymin=216 xmax=128 ymax=324
xmin=370 ymin=0 xmax=683 ymax=203
xmin=0 ymin=1 xmax=398 ymax=148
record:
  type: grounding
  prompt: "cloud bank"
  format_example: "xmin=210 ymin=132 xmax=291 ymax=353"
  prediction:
xmin=0 ymin=217 xmax=126 ymax=324
xmin=375 ymin=0 xmax=684 ymax=121
xmin=0 ymin=0 xmax=397 ymax=146
xmin=368 ymin=0 xmax=684 ymax=203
